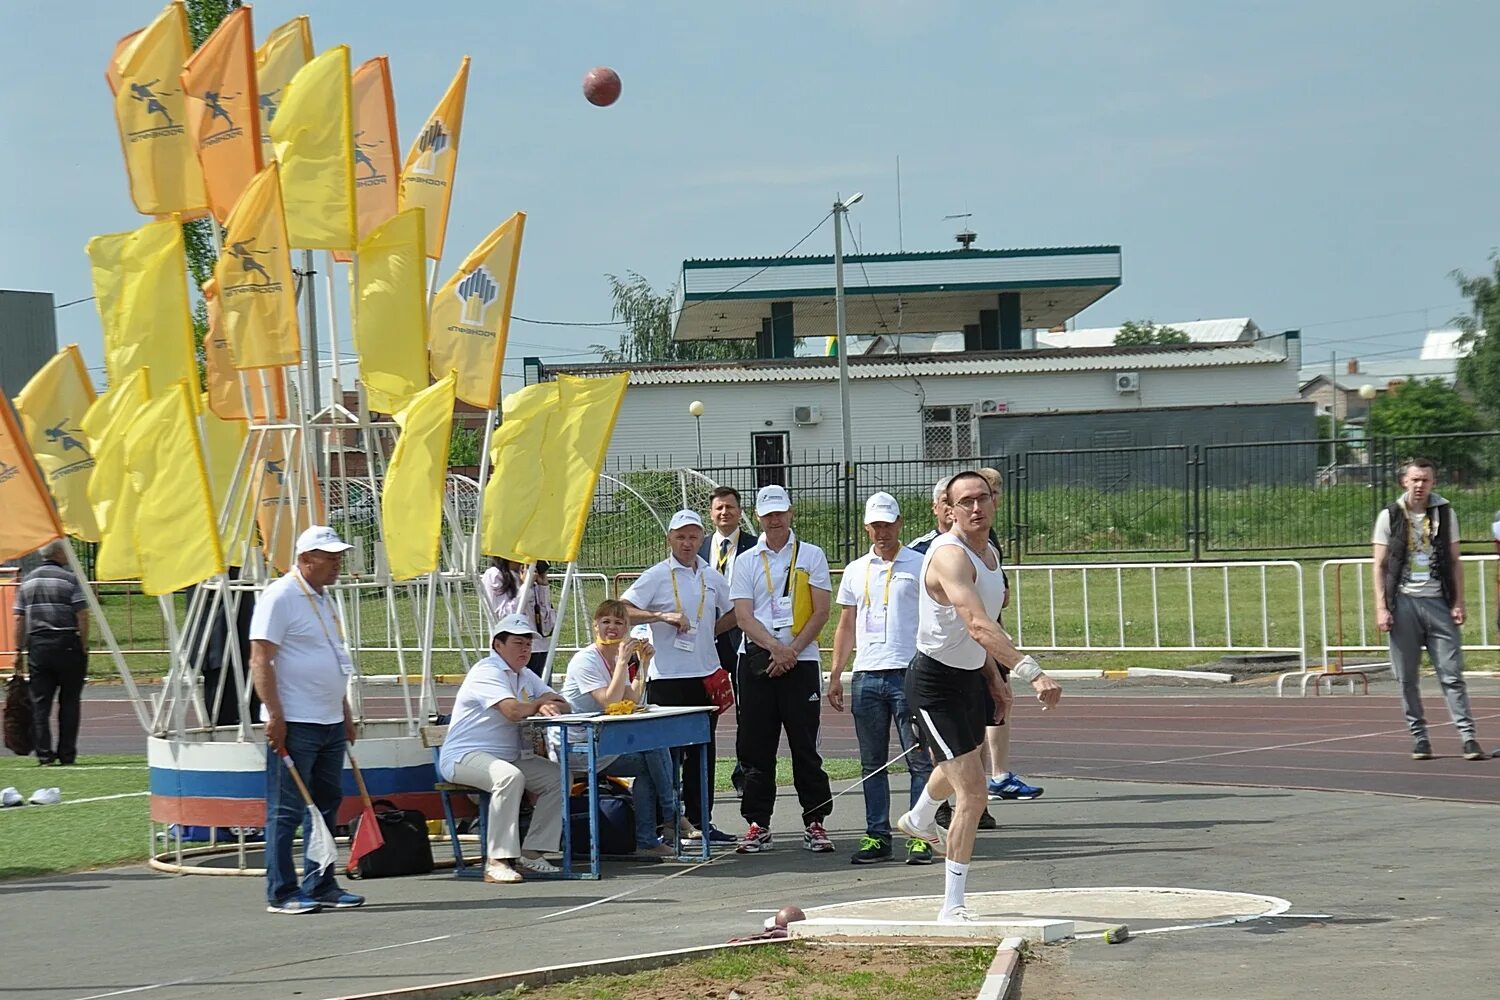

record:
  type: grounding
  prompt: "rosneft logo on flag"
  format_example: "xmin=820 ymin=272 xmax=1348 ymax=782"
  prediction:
xmin=455 ymin=267 xmax=499 ymax=331
xmin=408 ymin=119 xmax=450 ymax=180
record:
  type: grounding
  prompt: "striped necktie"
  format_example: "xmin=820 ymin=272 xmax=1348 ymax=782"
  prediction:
xmin=716 ymin=537 xmax=731 ymax=575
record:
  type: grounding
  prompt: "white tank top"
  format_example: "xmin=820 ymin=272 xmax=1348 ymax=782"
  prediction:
xmin=916 ymin=533 xmax=1008 ymax=670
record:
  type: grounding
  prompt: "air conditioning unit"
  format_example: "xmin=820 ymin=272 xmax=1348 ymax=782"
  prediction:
xmin=976 ymin=398 xmax=1008 ymax=415
xmin=1115 ymin=372 xmax=1140 ymax=394
xmin=793 ymin=405 xmax=823 ymax=425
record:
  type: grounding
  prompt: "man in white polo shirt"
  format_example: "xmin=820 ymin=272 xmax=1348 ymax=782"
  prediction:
xmin=622 ymin=510 xmax=736 ymax=844
xmin=440 ymin=614 xmax=571 ymax=884
xmin=250 ymin=526 xmax=363 ymax=916
xmin=827 ymin=492 xmax=935 ymax=866
xmin=730 ymin=485 xmax=835 ymax=854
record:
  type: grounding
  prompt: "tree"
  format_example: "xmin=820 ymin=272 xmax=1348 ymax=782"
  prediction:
xmin=1315 ymin=414 xmax=1356 ymax=465
xmin=1114 ymin=319 xmax=1189 ymax=347
xmin=1453 ymin=253 xmax=1500 ymax=423
xmin=1366 ymin=378 xmax=1483 ymax=479
xmin=448 ymin=425 xmax=481 ymax=467
xmin=590 ymin=272 xmax=758 ymax=363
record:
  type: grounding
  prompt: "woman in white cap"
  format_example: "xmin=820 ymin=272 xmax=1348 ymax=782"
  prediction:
xmin=439 ymin=615 xmax=571 ymax=883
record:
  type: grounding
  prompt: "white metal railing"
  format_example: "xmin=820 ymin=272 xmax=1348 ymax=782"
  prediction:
xmin=1007 ymin=560 xmax=1307 ymax=668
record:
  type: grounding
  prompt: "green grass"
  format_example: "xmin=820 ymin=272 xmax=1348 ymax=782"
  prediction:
xmin=464 ymin=943 xmax=994 ymax=1000
xmin=0 ymin=755 xmax=149 ymax=880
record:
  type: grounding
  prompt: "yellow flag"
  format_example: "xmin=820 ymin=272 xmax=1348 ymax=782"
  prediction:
xmin=256 ymin=430 xmax=324 ymax=573
xmin=109 ymin=2 xmax=209 ymax=218
xmin=254 ymin=15 xmax=313 ymax=164
xmin=200 ymin=393 xmax=256 ymax=564
xmin=106 ymin=29 xmax=143 ymax=95
xmin=14 ymin=346 xmax=101 ymax=542
xmin=481 ymin=373 xmax=628 ymax=563
xmin=428 ymin=213 xmax=525 ymax=409
xmin=270 ymin=45 xmax=356 ymax=250
xmin=400 ymin=56 xmax=469 ymax=260
xmin=86 ymin=220 xmax=197 ymax=398
xmin=203 ymin=279 xmax=289 ymax=421
xmin=0 ymin=393 xmax=65 ymax=563
xmin=356 ymin=208 xmax=429 ymax=414
xmin=126 ymin=382 xmax=225 ymax=595
xmin=86 ymin=371 xmax=151 ymax=580
xmin=333 ymin=56 xmax=401 ymax=261
xmin=215 ymin=163 xmax=300 ymax=368
xmin=180 ymin=6 xmax=263 ymax=224
xmin=382 ymin=373 xmax=456 ymax=581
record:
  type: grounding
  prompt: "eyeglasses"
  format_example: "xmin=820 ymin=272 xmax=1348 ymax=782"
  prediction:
xmin=951 ymin=492 xmax=996 ymax=511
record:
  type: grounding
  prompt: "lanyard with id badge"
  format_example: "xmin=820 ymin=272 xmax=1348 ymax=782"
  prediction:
xmin=669 ymin=565 xmax=707 ymax=651
xmin=862 ymin=551 xmax=901 ymax=644
xmin=760 ymin=540 xmax=801 ymax=632
xmin=294 ymin=571 xmax=356 ymax=677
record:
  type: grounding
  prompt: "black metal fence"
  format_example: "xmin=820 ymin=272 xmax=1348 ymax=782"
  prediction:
xmin=585 ymin=431 xmax=1500 ymax=570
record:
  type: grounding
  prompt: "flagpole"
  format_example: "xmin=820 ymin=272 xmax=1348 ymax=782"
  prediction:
xmin=539 ymin=561 xmax=575 ymax=687
xmin=62 ymin=545 xmax=151 ymax=732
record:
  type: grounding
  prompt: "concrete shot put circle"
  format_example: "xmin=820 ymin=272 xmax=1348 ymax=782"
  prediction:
xmin=784 ymin=886 xmax=1293 ymax=943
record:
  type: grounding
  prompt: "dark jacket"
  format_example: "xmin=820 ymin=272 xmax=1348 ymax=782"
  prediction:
xmin=1381 ymin=495 xmax=1457 ymax=611
xmin=701 ymin=529 xmax=757 ymax=671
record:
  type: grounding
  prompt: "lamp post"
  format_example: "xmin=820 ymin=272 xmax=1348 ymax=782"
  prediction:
xmin=833 ymin=192 xmax=862 ymax=561
xmin=689 ymin=399 xmax=705 ymax=467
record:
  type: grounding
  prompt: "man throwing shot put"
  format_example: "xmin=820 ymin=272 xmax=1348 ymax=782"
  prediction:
xmin=896 ymin=471 xmax=1062 ymax=923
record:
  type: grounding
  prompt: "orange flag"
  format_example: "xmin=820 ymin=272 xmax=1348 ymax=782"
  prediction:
xmin=0 ymin=393 xmax=65 ymax=562
xmin=400 ymin=56 xmax=469 ymax=260
xmin=180 ymin=5 xmax=263 ymax=224
xmin=333 ymin=56 xmax=400 ymax=263
xmin=202 ymin=279 xmax=287 ymax=422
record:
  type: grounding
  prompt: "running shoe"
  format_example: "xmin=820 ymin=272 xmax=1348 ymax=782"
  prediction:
xmin=803 ymin=821 xmax=834 ymax=853
xmin=1463 ymin=740 xmax=1488 ymax=761
xmin=895 ymin=809 xmax=944 ymax=848
xmin=937 ymin=905 xmax=977 ymax=924
xmin=988 ymin=774 xmax=1045 ymax=800
xmin=737 ymin=822 xmax=772 ymax=853
xmin=266 ymin=894 xmax=322 ymax=915
xmin=851 ymin=835 xmax=891 ymax=864
xmin=905 ymin=838 xmax=935 ymax=865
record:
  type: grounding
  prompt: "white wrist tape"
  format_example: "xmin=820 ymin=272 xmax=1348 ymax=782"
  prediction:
xmin=1012 ymin=655 xmax=1042 ymax=683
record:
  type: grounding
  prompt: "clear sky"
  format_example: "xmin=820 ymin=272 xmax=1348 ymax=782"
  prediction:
xmin=3 ymin=0 xmax=1498 ymax=389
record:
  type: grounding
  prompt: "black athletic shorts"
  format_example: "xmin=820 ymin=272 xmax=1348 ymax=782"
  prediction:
xmin=905 ymin=652 xmax=987 ymax=761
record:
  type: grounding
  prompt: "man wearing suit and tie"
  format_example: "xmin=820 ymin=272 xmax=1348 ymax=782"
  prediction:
xmin=701 ymin=486 xmax=756 ymax=796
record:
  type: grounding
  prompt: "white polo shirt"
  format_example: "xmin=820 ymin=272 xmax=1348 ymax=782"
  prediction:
xmin=438 ymin=656 xmax=552 ymax=779
xmin=249 ymin=570 xmax=353 ymax=725
xmin=621 ymin=555 xmax=732 ymax=680
xmin=836 ymin=545 xmax=923 ymax=672
xmin=729 ymin=531 xmax=832 ymax=663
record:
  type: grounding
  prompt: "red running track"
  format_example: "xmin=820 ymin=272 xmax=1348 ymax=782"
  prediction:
xmin=75 ymin=692 xmax=1500 ymax=805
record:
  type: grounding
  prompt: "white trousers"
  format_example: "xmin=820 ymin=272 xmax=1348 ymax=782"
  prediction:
xmin=450 ymin=751 xmax=563 ymax=860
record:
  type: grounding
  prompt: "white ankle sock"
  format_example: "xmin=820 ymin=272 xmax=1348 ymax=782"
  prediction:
xmin=942 ymin=859 xmax=969 ymax=914
xmin=912 ymin=789 xmax=943 ymax=826
xmin=993 ymin=771 xmax=1013 ymax=783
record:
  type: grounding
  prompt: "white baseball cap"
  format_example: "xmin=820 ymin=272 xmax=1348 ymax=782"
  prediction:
xmin=863 ymin=492 xmax=901 ymax=525
xmin=932 ymin=476 xmax=953 ymax=503
xmin=668 ymin=509 xmax=704 ymax=531
xmin=491 ymin=613 xmax=540 ymax=643
xmin=755 ymin=484 xmax=791 ymax=515
xmin=294 ymin=525 xmax=354 ymax=557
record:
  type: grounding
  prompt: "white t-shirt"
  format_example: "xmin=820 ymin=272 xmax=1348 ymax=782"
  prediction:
xmin=249 ymin=571 xmax=353 ymax=724
xmin=729 ymin=532 xmax=833 ymax=663
xmin=480 ymin=566 xmax=556 ymax=652
xmin=553 ymin=645 xmax=623 ymax=765
xmin=621 ymin=556 xmax=732 ymax=680
xmin=438 ymin=656 xmax=552 ymax=779
xmin=836 ymin=545 xmax=923 ymax=671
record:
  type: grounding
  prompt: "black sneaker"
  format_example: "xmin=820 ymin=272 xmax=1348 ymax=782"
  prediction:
xmin=935 ymin=802 xmax=952 ymax=829
xmin=850 ymin=835 xmax=892 ymax=864
xmin=1411 ymin=739 xmax=1433 ymax=760
xmin=1463 ymin=740 xmax=1488 ymax=761
xmin=977 ymin=808 xmax=997 ymax=830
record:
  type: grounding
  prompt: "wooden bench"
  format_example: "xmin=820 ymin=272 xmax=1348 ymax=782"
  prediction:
xmin=421 ymin=725 xmax=490 ymax=878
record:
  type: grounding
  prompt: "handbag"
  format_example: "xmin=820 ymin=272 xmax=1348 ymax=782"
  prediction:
xmin=791 ymin=566 xmax=813 ymax=634
xmin=346 ymin=798 xmax=435 ymax=879
xmin=702 ymin=666 xmax=735 ymax=716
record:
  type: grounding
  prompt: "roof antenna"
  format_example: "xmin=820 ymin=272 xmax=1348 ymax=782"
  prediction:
xmin=945 ymin=212 xmax=976 ymax=250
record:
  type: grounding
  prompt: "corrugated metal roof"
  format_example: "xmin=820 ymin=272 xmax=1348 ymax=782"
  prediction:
xmin=681 ymin=245 xmax=1121 ymax=268
xmin=1036 ymin=318 xmax=1258 ymax=349
xmin=546 ymin=341 xmax=1288 ymax=387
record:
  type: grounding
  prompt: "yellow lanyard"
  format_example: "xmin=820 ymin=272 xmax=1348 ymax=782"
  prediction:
xmin=293 ymin=571 xmax=348 ymax=662
xmin=759 ymin=539 xmax=801 ymax=598
xmin=668 ymin=562 xmax=707 ymax=621
xmin=863 ymin=548 xmax=901 ymax=611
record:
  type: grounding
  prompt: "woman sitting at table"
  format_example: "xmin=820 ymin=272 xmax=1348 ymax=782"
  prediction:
xmin=557 ymin=600 xmax=679 ymax=858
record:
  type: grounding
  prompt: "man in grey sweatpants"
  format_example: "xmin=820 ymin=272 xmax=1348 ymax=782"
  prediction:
xmin=1372 ymin=457 xmax=1486 ymax=762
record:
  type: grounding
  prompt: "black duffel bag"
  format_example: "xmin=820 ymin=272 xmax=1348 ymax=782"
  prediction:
xmin=347 ymin=799 xmax=434 ymax=879
xmin=567 ymin=777 xmax=637 ymax=858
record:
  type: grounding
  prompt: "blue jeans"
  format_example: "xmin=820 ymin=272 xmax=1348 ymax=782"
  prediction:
xmin=851 ymin=669 xmax=933 ymax=841
xmin=602 ymin=748 xmax=678 ymax=849
xmin=265 ymin=722 xmax=346 ymax=905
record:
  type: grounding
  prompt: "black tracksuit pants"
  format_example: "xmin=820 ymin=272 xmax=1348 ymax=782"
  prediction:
xmin=735 ymin=653 xmax=832 ymax=829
